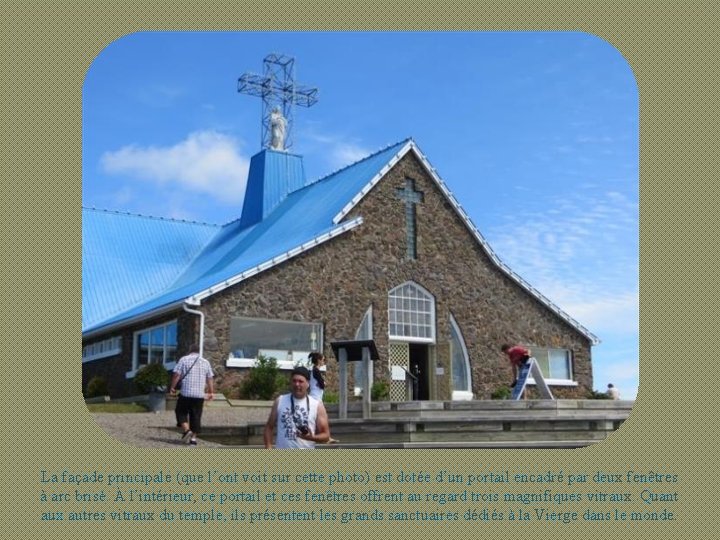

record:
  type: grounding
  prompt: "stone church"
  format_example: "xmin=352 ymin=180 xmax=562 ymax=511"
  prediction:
xmin=82 ymin=137 xmax=598 ymax=401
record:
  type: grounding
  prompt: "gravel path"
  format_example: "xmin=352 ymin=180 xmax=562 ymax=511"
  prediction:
xmin=92 ymin=406 xmax=270 ymax=449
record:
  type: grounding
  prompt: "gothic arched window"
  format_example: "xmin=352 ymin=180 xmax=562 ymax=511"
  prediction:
xmin=449 ymin=314 xmax=473 ymax=400
xmin=388 ymin=281 xmax=435 ymax=342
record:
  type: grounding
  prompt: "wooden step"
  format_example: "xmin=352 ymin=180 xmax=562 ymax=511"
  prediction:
xmin=200 ymin=399 xmax=631 ymax=448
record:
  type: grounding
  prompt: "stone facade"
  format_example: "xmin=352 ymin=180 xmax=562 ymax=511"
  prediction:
xmin=202 ymin=151 xmax=592 ymax=398
xmin=82 ymin=150 xmax=593 ymax=400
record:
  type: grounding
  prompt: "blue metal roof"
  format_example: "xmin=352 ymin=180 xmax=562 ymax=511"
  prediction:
xmin=82 ymin=209 xmax=219 ymax=331
xmin=83 ymin=138 xmax=598 ymax=344
xmin=82 ymin=140 xmax=410 ymax=335
xmin=239 ymin=149 xmax=307 ymax=228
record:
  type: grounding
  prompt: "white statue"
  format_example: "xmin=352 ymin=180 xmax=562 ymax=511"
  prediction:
xmin=269 ymin=106 xmax=287 ymax=150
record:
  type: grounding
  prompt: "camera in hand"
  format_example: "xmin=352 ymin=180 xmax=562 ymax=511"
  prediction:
xmin=292 ymin=405 xmax=310 ymax=436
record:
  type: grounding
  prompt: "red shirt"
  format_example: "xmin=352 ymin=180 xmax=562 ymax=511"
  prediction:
xmin=506 ymin=346 xmax=530 ymax=367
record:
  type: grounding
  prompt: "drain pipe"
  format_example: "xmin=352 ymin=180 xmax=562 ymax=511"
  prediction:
xmin=183 ymin=303 xmax=205 ymax=356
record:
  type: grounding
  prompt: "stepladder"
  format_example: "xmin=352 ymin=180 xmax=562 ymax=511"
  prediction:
xmin=511 ymin=357 xmax=554 ymax=400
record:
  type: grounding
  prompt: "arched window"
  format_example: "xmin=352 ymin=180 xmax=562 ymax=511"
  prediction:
xmin=449 ymin=314 xmax=473 ymax=400
xmin=388 ymin=282 xmax=435 ymax=342
xmin=353 ymin=306 xmax=373 ymax=396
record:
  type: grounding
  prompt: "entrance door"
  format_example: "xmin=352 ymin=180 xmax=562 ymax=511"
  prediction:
xmin=409 ymin=343 xmax=430 ymax=400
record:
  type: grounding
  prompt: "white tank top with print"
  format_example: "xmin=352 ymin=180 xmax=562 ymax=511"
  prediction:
xmin=274 ymin=393 xmax=319 ymax=449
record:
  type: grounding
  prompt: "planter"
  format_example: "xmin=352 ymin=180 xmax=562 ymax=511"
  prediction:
xmin=147 ymin=391 xmax=167 ymax=413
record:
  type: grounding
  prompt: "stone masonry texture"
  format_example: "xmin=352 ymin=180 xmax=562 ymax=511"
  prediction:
xmin=83 ymin=151 xmax=593 ymax=399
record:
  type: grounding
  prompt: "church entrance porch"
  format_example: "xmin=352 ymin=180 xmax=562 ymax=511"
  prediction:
xmin=388 ymin=342 xmax=434 ymax=401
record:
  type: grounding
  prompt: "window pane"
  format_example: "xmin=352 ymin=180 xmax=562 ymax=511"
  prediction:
xmin=150 ymin=327 xmax=164 ymax=346
xmin=149 ymin=347 xmax=164 ymax=364
xmin=165 ymin=323 xmax=177 ymax=364
xmin=388 ymin=282 xmax=435 ymax=340
xmin=530 ymin=347 xmax=571 ymax=380
xmin=165 ymin=323 xmax=177 ymax=345
xmin=354 ymin=308 xmax=373 ymax=395
xmin=357 ymin=315 xmax=371 ymax=340
xmin=549 ymin=349 xmax=570 ymax=379
xmin=229 ymin=318 xmax=322 ymax=360
xmin=535 ymin=356 xmax=551 ymax=378
xmin=450 ymin=320 xmax=470 ymax=392
xmin=148 ymin=327 xmax=164 ymax=364
xmin=137 ymin=332 xmax=150 ymax=365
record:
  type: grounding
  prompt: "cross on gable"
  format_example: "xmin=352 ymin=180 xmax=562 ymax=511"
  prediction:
xmin=238 ymin=54 xmax=319 ymax=151
xmin=395 ymin=178 xmax=424 ymax=260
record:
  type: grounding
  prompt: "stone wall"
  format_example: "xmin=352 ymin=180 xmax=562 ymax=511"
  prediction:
xmin=200 ymin=151 xmax=593 ymax=399
xmin=83 ymin=150 xmax=594 ymax=399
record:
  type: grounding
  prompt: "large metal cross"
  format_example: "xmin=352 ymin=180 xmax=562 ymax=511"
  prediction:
xmin=238 ymin=54 xmax=319 ymax=151
xmin=395 ymin=178 xmax=424 ymax=259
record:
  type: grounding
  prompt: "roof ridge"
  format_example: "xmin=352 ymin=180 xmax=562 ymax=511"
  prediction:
xmin=82 ymin=206 xmax=219 ymax=227
xmin=305 ymin=137 xmax=412 ymax=188
xmin=219 ymin=138 xmax=412 ymax=228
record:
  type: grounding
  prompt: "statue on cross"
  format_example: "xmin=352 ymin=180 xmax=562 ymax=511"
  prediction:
xmin=269 ymin=106 xmax=287 ymax=151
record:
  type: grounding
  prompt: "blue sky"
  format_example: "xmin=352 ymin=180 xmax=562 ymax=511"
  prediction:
xmin=83 ymin=31 xmax=639 ymax=399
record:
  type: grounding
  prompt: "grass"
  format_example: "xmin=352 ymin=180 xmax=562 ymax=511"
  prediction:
xmin=86 ymin=402 xmax=149 ymax=413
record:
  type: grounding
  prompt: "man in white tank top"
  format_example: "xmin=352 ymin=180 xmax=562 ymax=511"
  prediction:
xmin=264 ymin=366 xmax=331 ymax=449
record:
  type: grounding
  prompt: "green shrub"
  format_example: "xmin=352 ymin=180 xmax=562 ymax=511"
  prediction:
xmin=239 ymin=355 xmax=286 ymax=400
xmin=587 ymin=389 xmax=611 ymax=400
xmin=371 ymin=380 xmax=390 ymax=401
xmin=85 ymin=376 xmax=109 ymax=398
xmin=134 ymin=363 xmax=170 ymax=393
xmin=491 ymin=385 xmax=512 ymax=400
xmin=323 ymin=391 xmax=339 ymax=404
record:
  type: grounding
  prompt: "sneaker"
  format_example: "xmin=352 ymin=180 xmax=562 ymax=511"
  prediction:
xmin=181 ymin=430 xmax=194 ymax=443
xmin=189 ymin=439 xmax=198 ymax=446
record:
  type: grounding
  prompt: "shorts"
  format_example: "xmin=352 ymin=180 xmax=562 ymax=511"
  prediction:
xmin=175 ymin=395 xmax=205 ymax=434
